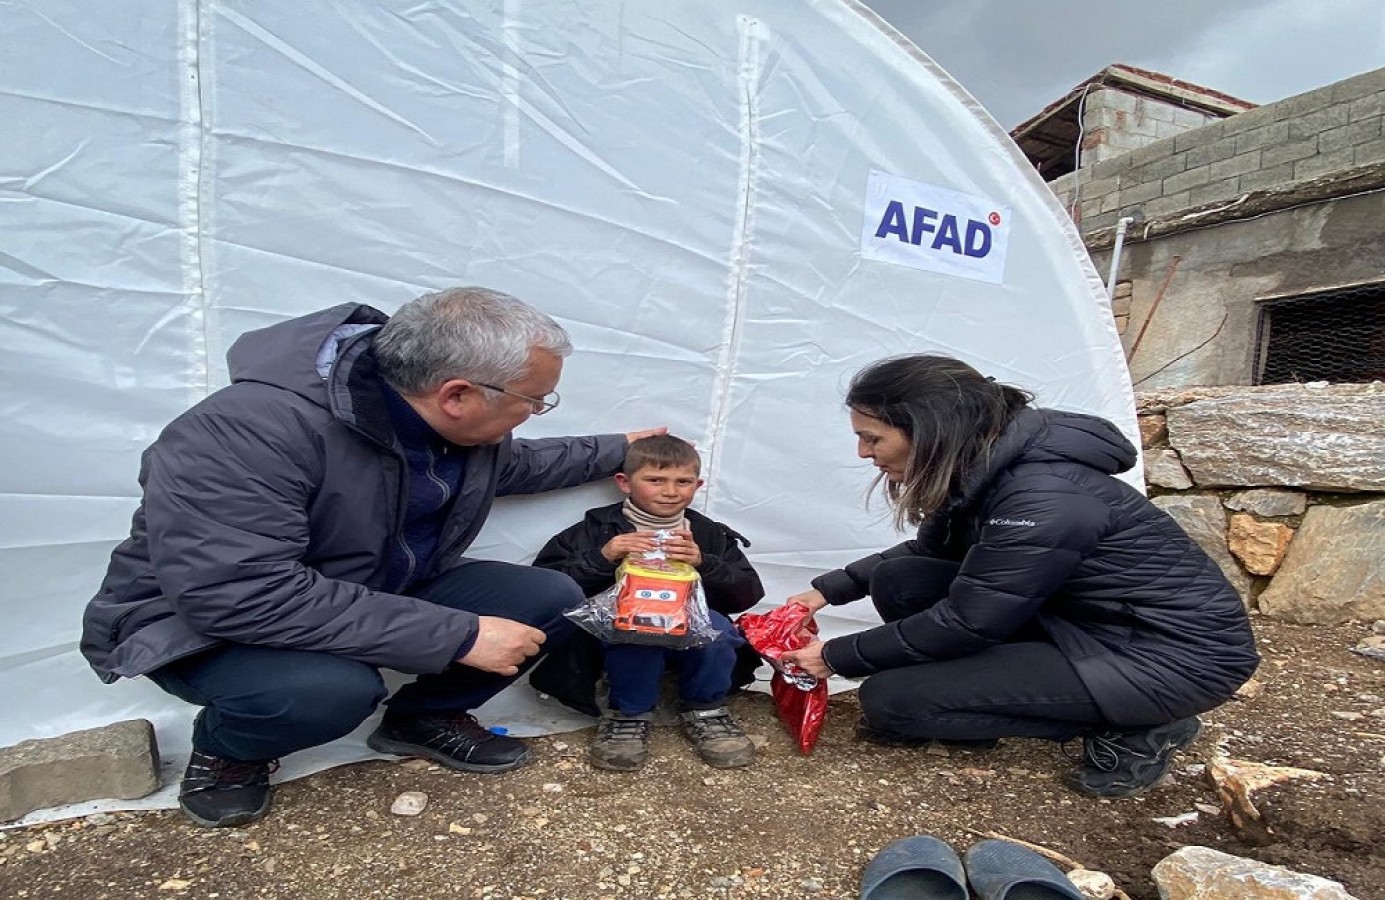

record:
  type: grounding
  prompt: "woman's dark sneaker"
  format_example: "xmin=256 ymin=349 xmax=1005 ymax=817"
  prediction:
xmin=1066 ymin=717 xmax=1203 ymax=798
xmin=367 ymin=713 xmax=532 ymax=773
xmin=179 ymin=750 xmax=278 ymax=828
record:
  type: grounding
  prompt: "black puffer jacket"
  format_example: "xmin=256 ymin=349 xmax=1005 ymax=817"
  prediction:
xmin=81 ymin=303 xmax=627 ymax=683
xmin=815 ymin=408 xmax=1259 ymax=727
xmin=527 ymin=502 xmax=764 ymax=714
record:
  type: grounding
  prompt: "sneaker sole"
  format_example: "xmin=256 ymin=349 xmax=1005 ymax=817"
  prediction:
xmin=178 ymin=795 xmax=270 ymax=829
xmin=366 ymin=733 xmax=533 ymax=774
xmin=589 ymin=753 xmax=648 ymax=772
xmin=1067 ymin=719 xmax=1205 ymax=799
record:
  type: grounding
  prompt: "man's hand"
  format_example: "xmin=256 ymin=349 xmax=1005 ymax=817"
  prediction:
xmin=457 ymin=616 xmax=546 ymax=676
xmin=602 ymin=530 xmax=664 ymax=563
xmin=780 ymin=640 xmax=832 ymax=679
xmin=660 ymin=529 xmax=702 ymax=567
xmin=624 ymin=426 xmax=668 ymax=443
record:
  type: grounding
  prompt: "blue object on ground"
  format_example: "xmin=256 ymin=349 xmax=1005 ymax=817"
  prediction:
xmin=860 ymin=834 xmax=968 ymax=900
xmin=964 ymin=839 xmax=1085 ymax=900
xmin=487 ymin=726 xmax=509 ymax=735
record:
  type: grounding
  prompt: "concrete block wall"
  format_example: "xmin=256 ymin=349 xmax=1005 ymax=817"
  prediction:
xmin=1052 ymin=67 xmax=1385 ymax=233
xmin=1080 ymin=88 xmax=1221 ymax=165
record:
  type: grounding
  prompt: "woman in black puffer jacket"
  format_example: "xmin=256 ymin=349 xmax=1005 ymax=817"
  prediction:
xmin=781 ymin=355 xmax=1258 ymax=798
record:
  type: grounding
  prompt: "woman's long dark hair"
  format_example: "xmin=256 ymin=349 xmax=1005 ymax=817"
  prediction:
xmin=847 ymin=355 xmax=1032 ymax=528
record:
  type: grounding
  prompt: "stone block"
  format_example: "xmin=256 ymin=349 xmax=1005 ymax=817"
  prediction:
xmin=1128 ymin=152 xmax=1186 ymax=184
xmin=1333 ymin=67 xmax=1385 ymax=103
xmin=1236 ymin=162 xmax=1297 ymax=193
xmin=1233 ymin=121 xmax=1289 ymax=153
xmin=1259 ymin=499 xmax=1385 ymax=624
xmin=0 ymin=719 xmax=160 ymax=822
xmin=1152 ymin=844 xmax=1357 ymax=899
xmin=1286 ymin=104 xmax=1351 ymax=143
xmin=1209 ymin=152 xmax=1261 ymax=182
xmin=1162 ymin=164 xmax=1211 ymax=195
xmin=1146 ymin=448 xmax=1193 ymax=490
xmin=1173 ymin=123 xmax=1227 ymax=154
xmin=1141 ymin=191 xmax=1193 ymax=218
xmin=1224 ymin=489 xmax=1307 ymax=518
xmin=1269 ymin=85 xmax=1339 ymax=120
xmin=1116 ymin=180 xmax=1162 ymax=206
xmin=1293 ymin=146 xmax=1358 ymax=180
xmin=1151 ymin=495 xmax=1252 ymax=602
xmin=1261 ymin=138 xmax=1319 ymax=168
xmin=1185 ymin=135 xmax=1238 ymax=168
xmin=1137 ymin=413 xmax=1168 ymax=448
xmin=1227 ymin=514 xmax=1294 ymax=575
xmin=1348 ymin=90 xmax=1384 ymax=123
xmin=1166 ymin=388 xmax=1385 ymax=491
xmin=1355 ymin=137 xmax=1385 ymax=167
xmin=1188 ymin=180 xmax=1240 ymax=206
xmin=1319 ymin=118 xmax=1382 ymax=153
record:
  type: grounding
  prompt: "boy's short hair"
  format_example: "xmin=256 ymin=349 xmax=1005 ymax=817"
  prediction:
xmin=622 ymin=434 xmax=701 ymax=476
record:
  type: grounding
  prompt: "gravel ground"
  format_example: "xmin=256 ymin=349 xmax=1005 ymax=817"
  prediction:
xmin=2 ymin=617 xmax=1382 ymax=900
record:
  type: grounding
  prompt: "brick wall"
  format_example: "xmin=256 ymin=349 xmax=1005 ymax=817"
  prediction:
xmin=1052 ymin=67 xmax=1385 ymax=233
xmin=1080 ymin=87 xmax=1222 ymax=165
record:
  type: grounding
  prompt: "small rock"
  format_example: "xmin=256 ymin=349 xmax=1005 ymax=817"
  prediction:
xmin=1331 ymin=711 xmax=1365 ymax=721
xmin=552 ymin=742 xmax=569 ymax=752
xmin=1232 ymin=678 xmax=1263 ymax=701
xmin=84 ymin=813 xmax=116 ymax=826
xmin=1152 ymin=811 xmax=1199 ymax=828
xmin=1066 ymin=868 xmax=1115 ymax=899
xmin=449 ymin=823 xmax=472 ymax=835
xmin=400 ymin=759 xmax=433 ymax=771
xmin=799 ymin=877 xmax=823 ymax=893
xmin=158 ymin=879 xmax=193 ymax=891
xmin=541 ymin=783 xmax=563 ymax=793
xmin=390 ymin=791 xmax=428 ymax=816
xmin=748 ymin=733 xmax=769 ymax=750
xmin=1372 ymin=620 xmax=1385 ymax=635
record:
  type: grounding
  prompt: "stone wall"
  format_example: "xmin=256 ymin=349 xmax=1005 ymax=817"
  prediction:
xmin=1053 ymin=67 xmax=1385 ymax=233
xmin=1138 ymin=382 xmax=1385 ymax=625
xmin=1079 ymin=86 xmax=1222 ymax=166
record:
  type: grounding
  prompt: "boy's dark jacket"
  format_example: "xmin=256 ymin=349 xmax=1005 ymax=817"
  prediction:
xmin=529 ymin=501 xmax=764 ymax=714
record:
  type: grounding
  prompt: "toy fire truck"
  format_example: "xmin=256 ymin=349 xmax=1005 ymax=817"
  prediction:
xmin=612 ymin=557 xmax=699 ymax=641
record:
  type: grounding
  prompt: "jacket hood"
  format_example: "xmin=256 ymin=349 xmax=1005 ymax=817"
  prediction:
xmin=954 ymin=407 xmax=1137 ymax=506
xmin=226 ymin=303 xmax=390 ymax=406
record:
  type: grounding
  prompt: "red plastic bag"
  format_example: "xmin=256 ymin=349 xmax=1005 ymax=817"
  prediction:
xmin=736 ymin=603 xmax=829 ymax=754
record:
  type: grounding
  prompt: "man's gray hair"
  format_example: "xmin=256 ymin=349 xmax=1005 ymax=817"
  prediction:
xmin=374 ymin=287 xmax=572 ymax=394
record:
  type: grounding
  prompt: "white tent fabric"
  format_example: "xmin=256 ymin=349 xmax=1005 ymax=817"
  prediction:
xmin=0 ymin=0 xmax=1137 ymax=820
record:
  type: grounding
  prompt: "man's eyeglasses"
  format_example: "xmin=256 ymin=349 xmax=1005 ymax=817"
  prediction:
xmin=475 ymin=382 xmax=561 ymax=415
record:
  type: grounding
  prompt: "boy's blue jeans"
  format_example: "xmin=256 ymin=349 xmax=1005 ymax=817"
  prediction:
xmin=147 ymin=560 xmax=583 ymax=762
xmin=604 ymin=610 xmax=745 ymax=716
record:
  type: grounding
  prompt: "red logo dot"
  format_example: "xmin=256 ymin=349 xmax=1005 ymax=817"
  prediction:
xmin=988 ymin=212 xmax=1002 ymax=226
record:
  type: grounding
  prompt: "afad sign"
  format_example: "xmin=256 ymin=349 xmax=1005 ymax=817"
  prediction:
xmin=860 ymin=170 xmax=1012 ymax=285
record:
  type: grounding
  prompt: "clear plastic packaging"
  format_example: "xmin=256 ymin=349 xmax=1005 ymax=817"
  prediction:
xmin=565 ymin=532 xmax=720 ymax=649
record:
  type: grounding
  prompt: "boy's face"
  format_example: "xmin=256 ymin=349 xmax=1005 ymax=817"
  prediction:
xmin=615 ymin=463 xmax=703 ymax=517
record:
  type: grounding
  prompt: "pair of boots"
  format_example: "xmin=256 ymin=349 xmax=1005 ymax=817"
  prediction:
xmin=861 ymin=835 xmax=1084 ymax=900
xmin=590 ymin=706 xmax=755 ymax=771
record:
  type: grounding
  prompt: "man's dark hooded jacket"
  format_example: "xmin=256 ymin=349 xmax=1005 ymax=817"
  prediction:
xmin=814 ymin=408 xmax=1259 ymax=727
xmin=81 ymin=303 xmax=627 ymax=683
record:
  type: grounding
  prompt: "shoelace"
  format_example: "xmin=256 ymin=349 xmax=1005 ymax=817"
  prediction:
xmin=1063 ymin=733 xmax=1152 ymax=772
xmin=185 ymin=757 xmax=280 ymax=792
xmin=600 ymin=718 xmax=652 ymax=741
xmin=686 ymin=714 xmax=743 ymax=740
xmin=419 ymin=715 xmax=494 ymax=753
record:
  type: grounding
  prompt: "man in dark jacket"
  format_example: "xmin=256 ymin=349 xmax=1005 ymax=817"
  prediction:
xmin=81 ymin=287 xmax=661 ymax=828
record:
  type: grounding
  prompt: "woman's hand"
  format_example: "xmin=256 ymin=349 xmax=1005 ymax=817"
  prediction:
xmin=780 ymin=640 xmax=832 ymax=679
xmin=787 ymin=589 xmax=828 ymax=614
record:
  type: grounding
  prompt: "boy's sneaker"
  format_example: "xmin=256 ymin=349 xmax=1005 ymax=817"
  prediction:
xmin=178 ymin=750 xmax=279 ymax=828
xmin=1066 ymin=717 xmax=1203 ymax=798
xmin=680 ymin=707 xmax=755 ymax=768
xmin=590 ymin=713 xmax=654 ymax=771
xmin=367 ymin=712 xmax=532 ymax=773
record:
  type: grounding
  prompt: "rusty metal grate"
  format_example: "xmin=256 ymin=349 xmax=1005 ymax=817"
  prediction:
xmin=1255 ymin=282 xmax=1385 ymax=385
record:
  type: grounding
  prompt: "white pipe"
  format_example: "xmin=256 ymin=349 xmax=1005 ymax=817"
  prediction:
xmin=1106 ymin=215 xmax=1135 ymax=298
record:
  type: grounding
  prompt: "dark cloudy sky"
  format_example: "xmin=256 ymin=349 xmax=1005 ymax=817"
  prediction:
xmin=862 ymin=0 xmax=1385 ymax=128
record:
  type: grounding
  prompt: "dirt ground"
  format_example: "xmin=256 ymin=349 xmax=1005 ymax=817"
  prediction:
xmin=2 ymin=617 xmax=1382 ymax=900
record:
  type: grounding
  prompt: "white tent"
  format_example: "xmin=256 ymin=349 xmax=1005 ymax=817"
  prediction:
xmin=0 ymin=0 xmax=1136 ymax=818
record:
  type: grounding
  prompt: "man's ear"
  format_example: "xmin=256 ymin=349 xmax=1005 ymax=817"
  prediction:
xmin=614 ymin=472 xmax=633 ymax=496
xmin=437 ymin=378 xmax=477 ymax=414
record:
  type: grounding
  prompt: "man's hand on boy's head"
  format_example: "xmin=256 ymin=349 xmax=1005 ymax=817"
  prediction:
xmin=623 ymin=426 xmax=668 ymax=444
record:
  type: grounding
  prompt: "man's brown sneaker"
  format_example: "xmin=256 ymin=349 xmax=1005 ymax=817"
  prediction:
xmin=679 ymin=707 xmax=755 ymax=768
xmin=590 ymin=713 xmax=654 ymax=771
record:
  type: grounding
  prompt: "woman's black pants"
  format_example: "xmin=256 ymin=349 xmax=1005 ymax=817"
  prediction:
xmin=856 ymin=557 xmax=1108 ymax=743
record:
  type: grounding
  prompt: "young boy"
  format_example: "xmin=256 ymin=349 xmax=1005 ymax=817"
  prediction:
xmin=530 ymin=435 xmax=764 ymax=770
